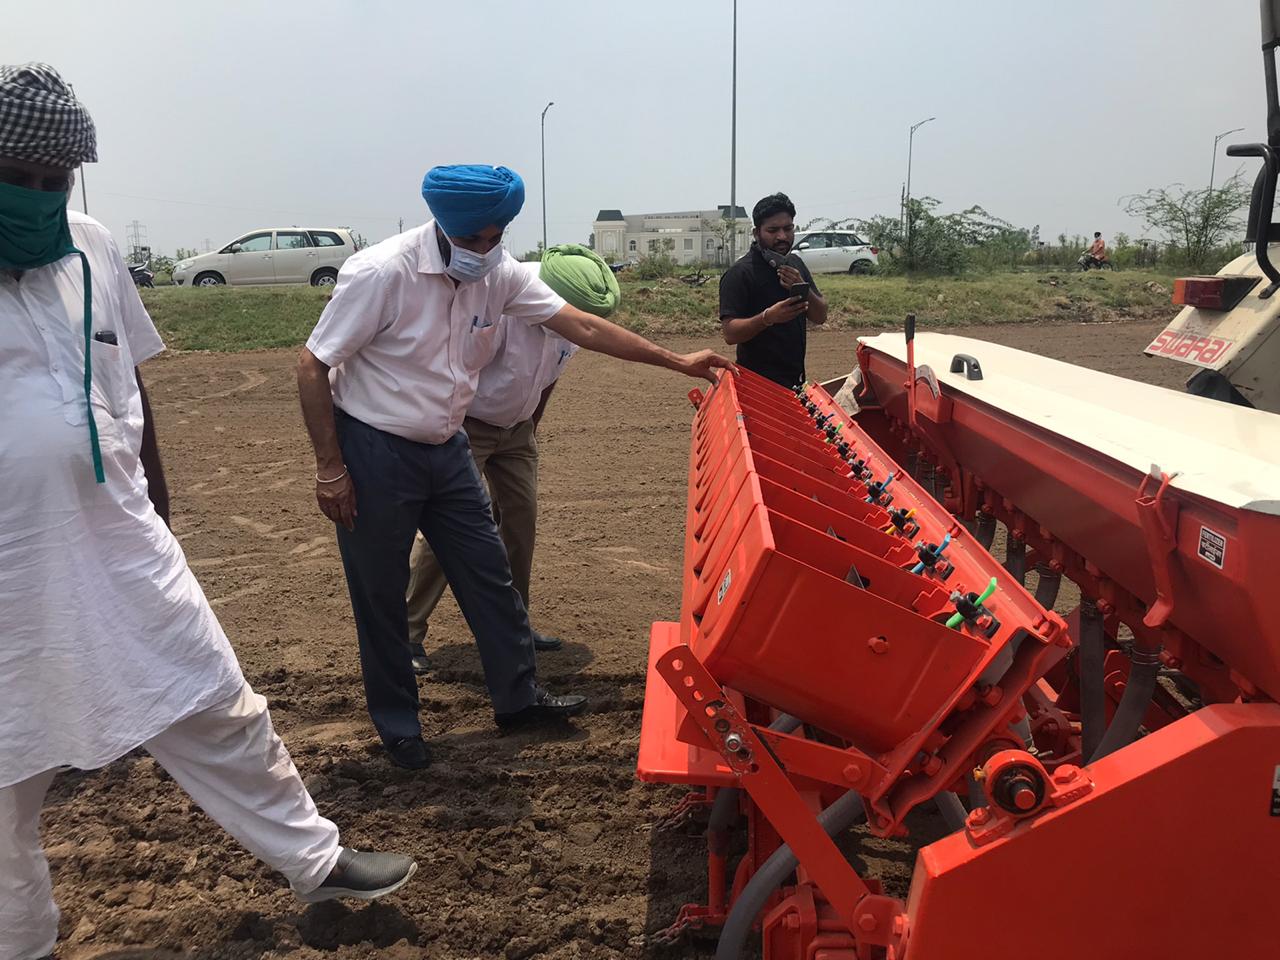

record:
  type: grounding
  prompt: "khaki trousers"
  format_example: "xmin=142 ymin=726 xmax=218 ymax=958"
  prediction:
xmin=406 ymin=416 xmax=538 ymax=647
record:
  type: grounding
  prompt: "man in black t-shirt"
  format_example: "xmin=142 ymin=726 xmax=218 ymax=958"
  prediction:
xmin=718 ymin=192 xmax=828 ymax=387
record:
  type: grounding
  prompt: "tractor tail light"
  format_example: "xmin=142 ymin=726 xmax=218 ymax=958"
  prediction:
xmin=1172 ymin=275 xmax=1258 ymax=311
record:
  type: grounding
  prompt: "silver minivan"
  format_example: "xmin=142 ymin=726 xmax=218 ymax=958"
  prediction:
xmin=171 ymin=227 xmax=358 ymax=287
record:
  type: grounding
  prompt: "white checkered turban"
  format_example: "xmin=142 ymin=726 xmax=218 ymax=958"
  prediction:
xmin=0 ymin=63 xmax=97 ymax=167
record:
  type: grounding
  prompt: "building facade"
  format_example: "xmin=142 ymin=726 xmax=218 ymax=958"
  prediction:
xmin=593 ymin=205 xmax=750 ymax=267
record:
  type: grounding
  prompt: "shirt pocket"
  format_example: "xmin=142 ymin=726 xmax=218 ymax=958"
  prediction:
xmin=462 ymin=319 xmax=502 ymax=373
xmin=86 ymin=339 xmax=132 ymax=420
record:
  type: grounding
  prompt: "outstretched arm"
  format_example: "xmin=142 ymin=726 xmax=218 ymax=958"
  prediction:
xmin=542 ymin=304 xmax=736 ymax=383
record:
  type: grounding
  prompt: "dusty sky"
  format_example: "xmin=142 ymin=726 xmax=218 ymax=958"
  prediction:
xmin=6 ymin=0 xmax=1265 ymax=258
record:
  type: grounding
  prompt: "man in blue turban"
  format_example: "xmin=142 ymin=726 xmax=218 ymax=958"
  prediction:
xmin=297 ymin=164 xmax=734 ymax=770
xmin=420 ymin=164 xmax=525 ymax=239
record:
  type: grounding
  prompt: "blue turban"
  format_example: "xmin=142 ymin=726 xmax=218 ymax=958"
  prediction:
xmin=421 ymin=164 xmax=525 ymax=237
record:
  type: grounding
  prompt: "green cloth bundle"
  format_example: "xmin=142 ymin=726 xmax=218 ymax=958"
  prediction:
xmin=539 ymin=243 xmax=620 ymax=318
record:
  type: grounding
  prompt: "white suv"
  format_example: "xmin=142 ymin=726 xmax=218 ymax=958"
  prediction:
xmin=794 ymin=230 xmax=879 ymax=274
xmin=171 ymin=228 xmax=358 ymax=287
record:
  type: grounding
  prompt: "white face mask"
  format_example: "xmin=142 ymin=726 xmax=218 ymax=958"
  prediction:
xmin=445 ymin=237 xmax=504 ymax=283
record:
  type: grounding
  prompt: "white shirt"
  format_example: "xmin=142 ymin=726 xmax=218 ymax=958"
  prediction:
xmin=0 ymin=212 xmax=244 ymax=788
xmin=468 ymin=262 xmax=580 ymax=429
xmin=306 ymin=221 xmax=567 ymax=443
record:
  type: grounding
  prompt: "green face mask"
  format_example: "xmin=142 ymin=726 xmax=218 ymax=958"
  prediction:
xmin=0 ymin=181 xmax=76 ymax=269
xmin=0 ymin=181 xmax=104 ymax=483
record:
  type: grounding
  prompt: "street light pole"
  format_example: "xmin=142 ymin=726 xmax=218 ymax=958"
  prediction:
xmin=69 ymin=83 xmax=88 ymax=214
xmin=729 ymin=0 xmax=738 ymax=266
xmin=541 ymin=101 xmax=554 ymax=254
xmin=905 ymin=116 xmax=935 ymax=255
xmin=1210 ymin=126 xmax=1244 ymax=194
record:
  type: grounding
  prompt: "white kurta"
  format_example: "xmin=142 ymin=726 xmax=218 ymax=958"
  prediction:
xmin=0 ymin=211 xmax=244 ymax=789
xmin=467 ymin=262 xmax=580 ymax=430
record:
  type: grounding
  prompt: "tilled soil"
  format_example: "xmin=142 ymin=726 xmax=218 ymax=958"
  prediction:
xmin=40 ymin=320 xmax=1185 ymax=960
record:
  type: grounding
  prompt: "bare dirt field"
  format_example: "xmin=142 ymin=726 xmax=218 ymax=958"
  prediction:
xmin=41 ymin=320 xmax=1185 ymax=960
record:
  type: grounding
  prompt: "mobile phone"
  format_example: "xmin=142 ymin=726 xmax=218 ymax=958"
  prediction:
xmin=789 ymin=282 xmax=811 ymax=301
xmin=93 ymin=330 xmax=118 ymax=345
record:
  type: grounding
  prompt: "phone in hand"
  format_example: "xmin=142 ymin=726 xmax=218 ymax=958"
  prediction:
xmin=789 ymin=282 xmax=811 ymax=301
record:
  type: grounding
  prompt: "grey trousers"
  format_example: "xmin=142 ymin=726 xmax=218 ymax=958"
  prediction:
xmin=406 ymin=416 xmax=539 ymax=648
xmin=333 ymin=411 xmax=538 ymax=744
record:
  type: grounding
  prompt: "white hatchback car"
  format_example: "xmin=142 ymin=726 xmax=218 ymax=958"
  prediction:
xmin=171 ymin=228 xmax=358 ymax=287
xmin=794 ymin=230 xmax=879 ymax=274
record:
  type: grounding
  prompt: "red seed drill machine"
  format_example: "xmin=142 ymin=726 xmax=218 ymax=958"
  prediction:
xmin=636 ymin=5 xmax=1280 ymax=957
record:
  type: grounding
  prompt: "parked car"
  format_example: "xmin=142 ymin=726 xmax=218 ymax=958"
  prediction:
xmin=793 ymin=230 xmax=879 ymax=274
xmin=171 ymin=228 xmax=357 ymax=287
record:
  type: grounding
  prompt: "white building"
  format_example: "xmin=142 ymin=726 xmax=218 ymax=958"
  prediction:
xmin=592 ymin=205 xmax=750 ymax=267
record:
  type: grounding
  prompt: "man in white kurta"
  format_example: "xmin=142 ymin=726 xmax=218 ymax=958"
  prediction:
xmin=0 ymin=62 xmax=415 ymax=960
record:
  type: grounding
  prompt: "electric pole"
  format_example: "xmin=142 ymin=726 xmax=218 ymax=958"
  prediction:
xmin=729 ymin=0 xmax=738 ymax=266
xmin=125 ymin=220 xmax=148 ymax=260
xmin=1210 ymin=127 xmax=1244 ymax=193
xmin=541 ymin=101 xmax=555 ymax=254
xmin=905 ymin=116 xmax=936 ymax=260
xmin=69 ymin=83 xmax=88 ymax=214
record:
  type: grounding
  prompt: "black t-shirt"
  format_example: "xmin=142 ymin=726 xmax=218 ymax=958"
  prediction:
xmin=718 ymin=244 xmax=819 ymax=388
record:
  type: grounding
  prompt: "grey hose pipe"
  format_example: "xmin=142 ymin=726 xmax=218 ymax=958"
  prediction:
xmin=974 ymin=512 xmax=997 ymax=550
xmin=934 ymin=791 xmax=969 ymax=833
xmin=920 ymin=461 xmax=937 ymax=494
xmin=1089 ymin=644 xmax=1162 ymax=763
xmin=1033 ymin=563 xmax=1062 ymax=609
xmin=1005 ymin=535 xmax=1027 ymax=586
xmin=707 ymin=713 xmax=803 ymax=834
xmin=931 ymin=467 xmax=949 ymax=501
xmin=714 ymin=790 xmax=866 ymax=960
xmin=1078 ymin=600 xmax=1107 ymax=763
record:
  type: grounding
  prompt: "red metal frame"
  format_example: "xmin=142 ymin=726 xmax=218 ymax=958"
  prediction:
xmin=856 ymin=341 xmax=1280 ymax=703
xmin=640 ymin=360 xmax=1280 ymax=959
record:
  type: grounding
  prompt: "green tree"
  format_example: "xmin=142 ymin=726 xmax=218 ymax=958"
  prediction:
xmin=701 ymin=216 xmax=741 ymax=267
xmin=1123 ymin=172 xmax=1251 ymax=270
xmin=633 ymin=237 xmax=678 ymax=279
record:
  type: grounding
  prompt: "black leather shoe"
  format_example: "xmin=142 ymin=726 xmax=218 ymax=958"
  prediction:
xmin=532 ymin=631 xmax=563 ymax=652
xmin=386 ymin=735 xmax=432 ymax=769
xmin=495 ymin=687 xmax=588 ymax=730
xmin=409 ymin=642 xmax=430 ymax=675
xmin=298 ymin=848 xmax=418 ymax=902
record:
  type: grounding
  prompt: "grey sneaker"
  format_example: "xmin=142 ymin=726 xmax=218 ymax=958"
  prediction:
xmin=298 ymin=848 xmax=417 ymax=903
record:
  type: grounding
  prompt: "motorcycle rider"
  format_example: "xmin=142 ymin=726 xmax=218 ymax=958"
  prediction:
xmin=1086 ymin=232 xmax=1107 ymax=266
